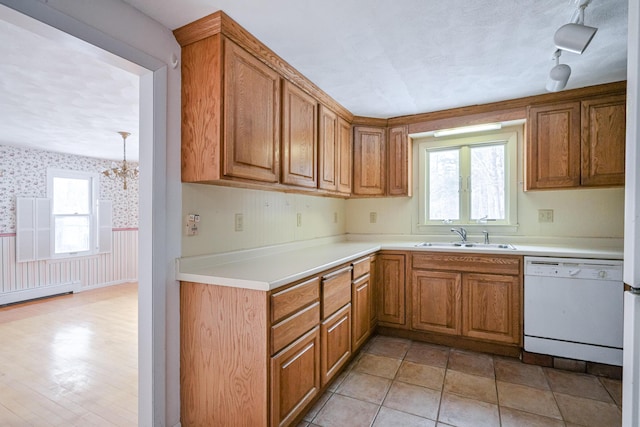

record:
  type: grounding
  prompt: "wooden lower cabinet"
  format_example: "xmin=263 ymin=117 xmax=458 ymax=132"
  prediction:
xmin=407 ymin=252 xmax=523 ymax=349
xmin=462 ymin=273 xmax=521 ymax=344
xmin=321 ymin=304 xmax=352 ymax=386
xmin=271 ymin=327 xmax=321 ymax=427
xmin=352 ymin=274 xmax=371 ymax=351
xmin=412 ymin=270 xmax=461 ymax=335
xmin=369 ymin=255 xmax=378 ymax=328
xmin=377 ymin=253 xmax=406 ymax=326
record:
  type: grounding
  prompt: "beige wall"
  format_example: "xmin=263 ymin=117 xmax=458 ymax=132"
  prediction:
xmin=346 ymin=128 xmax=625 ymax=241
xmin=182 ymin=184 xmax=347 ymax=256
xmin=345 ymin=187 xmax=624 ymax=239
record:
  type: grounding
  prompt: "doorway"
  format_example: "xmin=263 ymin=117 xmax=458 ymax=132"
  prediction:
xmin=0 ymin=1 xmax=172 ymax=425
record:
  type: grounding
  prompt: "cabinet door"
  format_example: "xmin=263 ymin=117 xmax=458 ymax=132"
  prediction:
xmin=526 ymin=102 xmax=581 ymax=190
xmin=581 ymin=94 xmax=626 ymax=187
xmin=318 ymin=105 xmax=338 ymax=191
xmin=353 ymin=126 xmax=386 ymax=196
xmin=321 ymin=304 xmax=351 ymax=386
xmin=282 ymin=81 xmax=318 ymax=188
xmin=462 ymin=273 xmax=521 ymax=345
xmin=377 ymin=254 xmax=406 ymax=326
xmin=412 ymin=270 xmax=461 ymax=335
xmin=223 ymin=39 xmax=281 ymax=182
xmin=369 ymin=256 xmax=377 ymax=328
xmin=271 ymin=327 xmax=321 ymax=427
xmin=388 ymin=125 xmax=411 ymax=196
xmin=352 ymin=275 xmax=371 ymax=351
xmin=337 ymin=117 xmax=352 ymax=194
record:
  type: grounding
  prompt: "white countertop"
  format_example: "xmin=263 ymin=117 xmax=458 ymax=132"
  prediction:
xmin=176 ymin=236 xmax=623 ymax=292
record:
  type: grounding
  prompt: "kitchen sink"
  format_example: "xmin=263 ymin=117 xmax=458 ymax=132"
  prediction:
xmin=415 ymin=242 xmax=517 ymax=250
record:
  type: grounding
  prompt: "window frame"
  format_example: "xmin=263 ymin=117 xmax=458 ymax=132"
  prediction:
xmin=415 ymin=127 xmax=520 ymax=234
xmin=46 ymin=168 xmax=100 ymax=258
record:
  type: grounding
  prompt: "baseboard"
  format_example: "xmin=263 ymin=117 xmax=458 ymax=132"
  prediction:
xmin=0 ymin=281 xmax=80 ymax=306
xmin=75 ymin=279 xmax=138 ymax=293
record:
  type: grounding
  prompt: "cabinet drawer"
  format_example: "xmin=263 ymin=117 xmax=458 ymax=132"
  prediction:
xmin=271 ymin=277 xmax=320 ymax=324
xmin=322 ymin=266 xmax=352 ymax=319
xmin=412 ymin=253 xmax=521 ymax=276
xmin=352 ymin=257 xmax=371 ymax=279
xmin=271 ymin=302 xmax=320 ymax=355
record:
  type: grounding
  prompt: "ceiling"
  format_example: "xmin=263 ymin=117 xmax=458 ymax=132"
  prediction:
xmin=0 ymin=0 xmax=628 ymax=161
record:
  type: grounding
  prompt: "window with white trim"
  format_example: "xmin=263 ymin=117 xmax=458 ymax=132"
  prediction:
xmin=47 ymin=169 xmax=100 ymax=257
xmin=416 ymin=127 xmax=520 ymax=231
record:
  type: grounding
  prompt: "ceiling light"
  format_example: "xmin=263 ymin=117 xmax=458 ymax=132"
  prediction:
xmin=546 ymin=50 xmax=571 ymax=92
xmin=102 ymin=131 xmax=139 ymax=190
xmin=433 ymin=123 xmax=502 ymax=137
xmin=554 ymin=23 xmax=598 ymax=54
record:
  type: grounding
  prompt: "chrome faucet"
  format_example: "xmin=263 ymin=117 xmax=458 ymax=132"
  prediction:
xmin=482 ymin=230 xmax=490 ymax=245
xmin=450 ymin=227 xmax=467 ymax=243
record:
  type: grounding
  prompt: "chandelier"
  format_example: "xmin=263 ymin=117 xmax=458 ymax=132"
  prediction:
xmin=102 ymin=131 xmax=139 ymax=190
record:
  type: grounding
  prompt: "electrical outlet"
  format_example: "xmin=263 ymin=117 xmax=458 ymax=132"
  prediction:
xmin=538 ymin=209 xmax=554 ymax=223
xmin=369 ymin=212 xmax=377 ymax=223
xmin=297 ymin=213 xmax=302 ymax=227
xmin=185 ymin=214 xmax=199 ymax=236
xmin=333 ymin=212 xmax=338 ymax=223
xmin=234 ymin=213 xmax=243 ymax=231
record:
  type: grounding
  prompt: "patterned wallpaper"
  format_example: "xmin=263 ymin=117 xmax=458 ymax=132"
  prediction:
xmin=0 ymin=144 xmax=139 ymax=233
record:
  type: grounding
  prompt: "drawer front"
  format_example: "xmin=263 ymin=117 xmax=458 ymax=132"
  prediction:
xmin=412 ymin=253 xmax=522 ymax=276
xmin=322 ymin=267 xmax=352 ymax=319
xmin=271 ymin=301 xmax=320 ymax=355
xmin=352 ymin=257 xmax=371 ymax=279
xmin=271 ymin=277 xmax=320 ymax=324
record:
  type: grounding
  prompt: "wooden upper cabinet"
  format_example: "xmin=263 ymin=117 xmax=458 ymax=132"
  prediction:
xmin=581 ymin=94 xmax=626 ymax=187
xmin=318 ymin=105 xmax=338 ymax=192
xmin=282 ymin=81 xmax=318 ymax=188
xmin=526 ymin=92 xmax=626 ymax=190
xmin=337 ymin=117 xmax=353 ymax=194
xmin=223 ymin=39 xmax=281 ymax=183
xmin=319 ymin=106 xmax=352 ymax=195
xmin=526 ymin=102 xmax=581 ymax=190
xmin=180 ymin=36 xmax=280 ymax=183
xmin=387 ymin=125 xmax=411 ymax=196
xmin=353 ymin=126 xmax=386 ymax=196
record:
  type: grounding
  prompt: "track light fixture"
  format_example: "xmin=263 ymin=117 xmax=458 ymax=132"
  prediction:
xmin=545 ymin=0 xmax=597 ymax=92
xmin=546 ymin=50 xmax=571 ymax=92
xmin=554 ymin=1 xmax=598 ymax=54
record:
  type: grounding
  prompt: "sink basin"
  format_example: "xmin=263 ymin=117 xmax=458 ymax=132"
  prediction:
xmin=415 ymin=242 xmax=517 ymax=250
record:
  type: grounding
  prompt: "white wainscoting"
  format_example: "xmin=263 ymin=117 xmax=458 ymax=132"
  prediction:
xmin=0 ymin=229 xmax=138 ymax=303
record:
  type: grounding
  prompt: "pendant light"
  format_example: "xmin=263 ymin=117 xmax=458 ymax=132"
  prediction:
xmin=102 ymin=131 xmax=139 ymax=190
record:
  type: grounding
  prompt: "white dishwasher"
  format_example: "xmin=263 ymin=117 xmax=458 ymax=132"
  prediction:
xmin=524 ymin=256 xmax=624 ymax=366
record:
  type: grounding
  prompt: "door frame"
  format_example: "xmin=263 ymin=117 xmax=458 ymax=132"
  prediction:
xmin=0 ymin=1 xmax=170 ymax=425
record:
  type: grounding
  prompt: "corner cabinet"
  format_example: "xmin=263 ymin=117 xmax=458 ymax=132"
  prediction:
xmin=353 ymin=126 xmax=386 ymax=196
xmin=525 ymin=93 xmax=626 ymax=190
xmin=181 ymin=35 xmax=281 ymax=183
xmin=352 ymin=125 xmax=411 ymax=197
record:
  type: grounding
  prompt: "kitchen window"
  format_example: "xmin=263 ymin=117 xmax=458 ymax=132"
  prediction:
xmin=416 ymin=126 xmax=519 ymax=232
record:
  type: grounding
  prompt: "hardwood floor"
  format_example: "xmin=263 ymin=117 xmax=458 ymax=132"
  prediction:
xmin=0 ymin=283 xmax=138 ymax=426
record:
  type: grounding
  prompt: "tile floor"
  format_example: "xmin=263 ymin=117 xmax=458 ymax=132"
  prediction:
xmin=299 ymin=335 xmax=622 ymax=427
